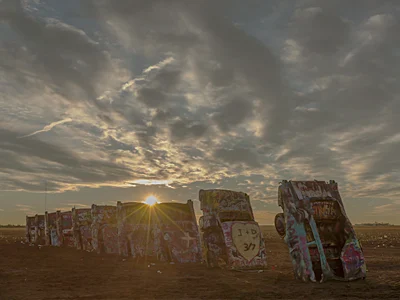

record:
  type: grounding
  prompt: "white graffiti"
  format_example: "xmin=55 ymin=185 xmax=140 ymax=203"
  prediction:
xmin=181 ymin=232 xmax=197 ymax=249
xmin=232 ymin=223 xmax=261 ymax=261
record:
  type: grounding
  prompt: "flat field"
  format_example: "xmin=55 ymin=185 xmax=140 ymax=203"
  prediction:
xmin=0 ymin=226 xmax=399 ymax=300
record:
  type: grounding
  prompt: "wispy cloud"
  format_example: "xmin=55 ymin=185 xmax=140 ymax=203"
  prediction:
xmin=15 ymin=204 xmax=37 ymax=215
xmin=129 ymin=180 xmax=175 ymax=189
xmin=143 ymin=57 xmax=175 ymax=74
xmin=62 ymin=203 xmax=89 ymax=208
xmin=16 ymin=204 xmax=32 ymax=209
xmin=372 ymin=201 xmax=400 ymax=215
xmin=18 ymin=118 xmax=73 ymax=138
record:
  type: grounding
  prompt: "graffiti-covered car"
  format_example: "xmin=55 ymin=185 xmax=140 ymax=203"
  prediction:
xmin=45 ymin=211 xmax=60 ymax=246
xmin=275 ymin=180 xmax=367 ymax=282
xmin=26 ymin=216 xmax=36 ymax=244
xmin=34 ymin=214 xmax=46 ymax=245
xmin=198 ymin=189 xmax=267 ymax=270
xmin=117 ymin=200 xmax=201 ymax=263
xmin=117 ymin=201 xmax=154 ymax=258
xmin=154 ymin=201 xmax=201 ymax=263
xmin=72 ymin=208 xmax=93 ymax=251
xmin=91 ymin=204 xmax=118 ymax=254
xmin=57 ymin=211 xmax=75 ymax=247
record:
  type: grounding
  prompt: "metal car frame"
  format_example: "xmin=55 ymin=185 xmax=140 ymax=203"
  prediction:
xmin=275 ymin=180 xmax=367 ymax=282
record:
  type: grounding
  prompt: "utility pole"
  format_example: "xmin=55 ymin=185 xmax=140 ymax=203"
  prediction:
xmin=44 ymin=180 xmax=47 ymax=212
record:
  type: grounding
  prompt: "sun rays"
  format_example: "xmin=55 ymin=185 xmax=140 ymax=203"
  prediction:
xmin=143 ymin=195 xmax=159 ymax=206
xmin=117 ymin=196 xmax=191 ymax=263
xmin=123 ymin=196 xmax=188 ymax=243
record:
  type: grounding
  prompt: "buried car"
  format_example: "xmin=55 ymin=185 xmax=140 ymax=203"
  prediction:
xmin=26 ymin=214 xmax=46 ymax=245
xmin=57 ymin=211 xmax=75 ymax=247
xmin=198 ymin=189 xmax=267 ymax=270
xmin=25 ymin=216 xmax=37 ymax=244
xmin=45 ymin=211 xmax=60 ymax=246
xmin=153 ymin=200 xmax=201 ymax=263
xmin=72 ymin=208 xmax=93 ymax=251
xmin=35 ymin=214 xmax=46 ymax=245
xmin=274 ymin=180 xmax=367 ymax=282
xmin=91 ymin=204 xmax=118 ymax=254
xmin=117 ymin=200 xmax=201 ymax=263
xmin=117 ymin=201 xmax=155 ymax=258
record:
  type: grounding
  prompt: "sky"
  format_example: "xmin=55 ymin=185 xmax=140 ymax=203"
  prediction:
xmin=0 ymin=0 xmax=399 ymax=225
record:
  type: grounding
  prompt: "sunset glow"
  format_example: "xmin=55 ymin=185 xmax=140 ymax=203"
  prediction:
xmin=144 ymin=195 xmax=159 ymax=206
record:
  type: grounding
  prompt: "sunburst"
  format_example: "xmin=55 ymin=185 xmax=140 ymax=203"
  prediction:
xmin=143 ymin=195 xmax=159 ymax=206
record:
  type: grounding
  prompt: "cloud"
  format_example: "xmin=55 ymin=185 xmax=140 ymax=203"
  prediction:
xmin=18 ymin=118 xmax=73 ymax=138
xmin=129 ymin=179 xmax=174 ymax=189
xmin=16 ymin=204 xmax=32 ymax=209
xmin=0 ymin=0 xmax=129 ymax=127
xmin=169 ymin=119 xmax=208 ymax=142
xmin=212 ymin=98 xmax=254 ymax=132
xmin=89 ymin=0 xmax=291 ymax=144
xmin=0 ymin=0 xmax=400 ymax=224
xmin=290 ymin=7 xmax=350 ymax=55
xmin=135 ymin=68 xmax=182 ymax=108
xmin=15 ymin=204 xmax=37 ymax=215
xmin=0 ymin=128 xmax=135 ymax=191
xmin=63 ymin=203 xmax=89 ymax=208
xmin=214 ymin=147 xmax=262 ymax=169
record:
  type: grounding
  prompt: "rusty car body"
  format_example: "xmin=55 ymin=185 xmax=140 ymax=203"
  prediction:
xmin=274 ymin=180 xmax=367 ymax=282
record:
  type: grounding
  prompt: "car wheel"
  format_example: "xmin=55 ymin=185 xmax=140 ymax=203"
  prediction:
xmin=274 ymin=213 xmax=286 ymax=238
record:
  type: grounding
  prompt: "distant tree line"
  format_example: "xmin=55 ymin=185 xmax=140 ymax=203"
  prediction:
xmin=0 ymin=224 xmax=25 ymax=228
xmin=354 ymin=222 xmax=395 ymax=226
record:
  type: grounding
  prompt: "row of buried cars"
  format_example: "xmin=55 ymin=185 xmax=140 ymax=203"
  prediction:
xmin=25 ymin=180 xmax=367 ymax=283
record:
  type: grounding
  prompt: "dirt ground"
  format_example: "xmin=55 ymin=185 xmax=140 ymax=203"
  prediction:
xmin=0 ymin=226 xmax=399 ymax=300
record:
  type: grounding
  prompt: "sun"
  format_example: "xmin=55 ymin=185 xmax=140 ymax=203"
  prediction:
xmin=144 ymin=195 xmax=159 ymax=206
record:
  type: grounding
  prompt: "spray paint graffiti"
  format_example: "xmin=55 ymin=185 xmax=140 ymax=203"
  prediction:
xmin=154 ymin=201 xmax=201 ymax=263
xmin=117 ymin=202 xmax=152 ymax=258
xmin=275 ymin=180 xmax=367 ymax=282
xmin=199 ymin=189 xmax=267 ymax=270
xmin=57 ymin=211 xmax=75 ymax=247
xmin=25 ymin=216 xmax=36 ymax=244
xmin=116 ymin=200 xmax=201 ymax=263
xmin=34 ymin=214 xmax=46 ymax=245
xmin=341 ymin=242 xmax=365 ymax=279
xmin=91 ymin=204 xmax=118 ymax=254
xmin=72 ymin=208 xmax=93 ymax=251
xmin=231 ymin=223 xmax=261 ymax=261
xmin=221 ymin=221 xmax=267 ymax=269
xmin=45 ymin=211 xmax=60 ymax=246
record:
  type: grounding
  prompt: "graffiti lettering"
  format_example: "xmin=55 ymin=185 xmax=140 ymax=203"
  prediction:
xmin=232 ymin=223 xmax=261 ymax=261
xmin=243 ymin=242 xmax=256 ymax=251
xmin=312 ymin=201 xmax=338 ymax=220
